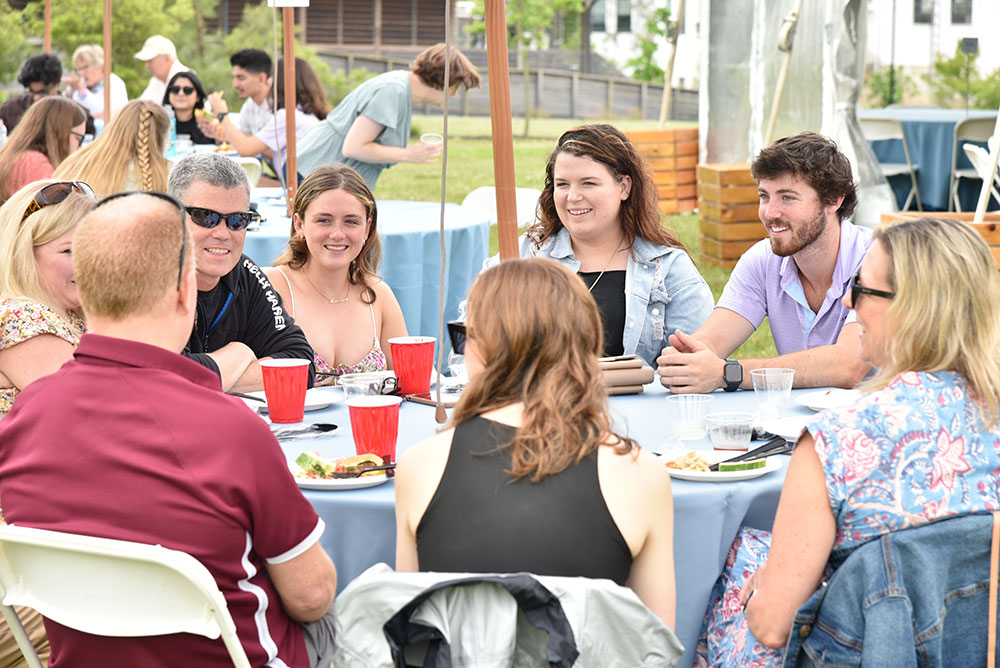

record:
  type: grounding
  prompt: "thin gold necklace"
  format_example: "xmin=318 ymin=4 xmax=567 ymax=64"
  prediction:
xmin=302 ymin=269 xmax=350 ymax=304
xmin=586 ymin=244 xmax=624 ymax=293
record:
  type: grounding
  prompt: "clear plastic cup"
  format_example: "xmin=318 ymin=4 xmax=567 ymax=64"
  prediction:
xmin=704 ymin=412 xmax=754 ymax=451
xmin=665 ymin=393 xmax=715 ymax=440
xmin=750 ymin=368 xmax=796 ymax=416
xmin=175 ymin=134 xmax=193 ymax=156
xmin=338 ymin=372 xmax=386 ymax=399
xmin=420 ymin=133 xmax=443 ymax=145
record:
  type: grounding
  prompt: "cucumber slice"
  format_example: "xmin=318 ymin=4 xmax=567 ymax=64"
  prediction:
xmin=717 ymin=458 xmax=766 ymax=472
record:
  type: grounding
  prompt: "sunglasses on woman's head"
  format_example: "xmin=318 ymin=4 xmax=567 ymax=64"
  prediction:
xmin=21 ymin=181 xmax=95 ymax=222
xmin=184 ymin=206 xmax=261 ymax=231
xmin=168 ymin=85 xmax=195 ymax=95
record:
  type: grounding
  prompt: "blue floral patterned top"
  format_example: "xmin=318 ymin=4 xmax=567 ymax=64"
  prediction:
xmin=810 ymin=370 xmax=1000 ymax=549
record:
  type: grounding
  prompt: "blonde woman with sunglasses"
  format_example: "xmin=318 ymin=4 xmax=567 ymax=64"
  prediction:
xmin=698 ymin=217 xmax=1000 ymax=666
xmin=0 ymin=179 xmax=96 ymax=416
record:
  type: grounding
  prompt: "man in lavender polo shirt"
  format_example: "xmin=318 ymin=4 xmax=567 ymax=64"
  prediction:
xmin=657 ymin=132 xmax=872 ymax=392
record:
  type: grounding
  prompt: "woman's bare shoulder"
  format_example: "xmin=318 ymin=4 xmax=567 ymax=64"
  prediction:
xmin=599 ymin=441 xmax=670 ymax=488
xmin=398 ymin=426 xmax=455 ymax=469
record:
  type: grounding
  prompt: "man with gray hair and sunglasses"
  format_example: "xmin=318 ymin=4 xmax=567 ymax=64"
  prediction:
xmin=168 ymin=153 xmax=314 ymax=391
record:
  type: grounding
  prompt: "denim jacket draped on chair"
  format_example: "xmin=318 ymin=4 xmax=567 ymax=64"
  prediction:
xmin=783 ymin=512 xmax=1000 ymax=668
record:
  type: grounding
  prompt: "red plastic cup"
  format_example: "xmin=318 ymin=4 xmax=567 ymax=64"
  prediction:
xmin=260 ymin=359 xmax=311 ymax=423
xmin=388 ymin=336 xmax=436 ymax=395
xmin=347 ymin=395 xmax=403 ymax=464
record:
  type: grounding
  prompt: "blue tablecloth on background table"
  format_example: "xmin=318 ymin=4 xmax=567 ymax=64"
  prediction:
xmin=860 ymin=107 xmax=996 ymax=212
xmin=243 ymin=188 xmax=490 ymax=356
xmin=275 ymin=382 xmax=819 ymax=668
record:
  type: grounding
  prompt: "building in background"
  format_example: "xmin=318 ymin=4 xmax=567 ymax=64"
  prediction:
xmin=593 ymin=0 xmax=996 ymax=103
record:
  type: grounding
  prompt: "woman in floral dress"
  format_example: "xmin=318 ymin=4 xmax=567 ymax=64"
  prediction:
xmin=697 ymin=217 xmax=1000 ymax=666
xmin=0 ymin=179 xmax=96 ymax=416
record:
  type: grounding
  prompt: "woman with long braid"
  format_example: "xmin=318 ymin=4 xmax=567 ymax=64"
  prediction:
xmin=54 ymin=99 xmax=170 ymax=196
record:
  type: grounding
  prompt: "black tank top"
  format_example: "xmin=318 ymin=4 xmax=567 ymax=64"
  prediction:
xmin=577 ymin=270 xmax=626 ymax=357
xmin=416 ymin=416 xmax=633 ymax=585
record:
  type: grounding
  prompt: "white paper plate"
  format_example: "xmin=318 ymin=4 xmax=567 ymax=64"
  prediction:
xmin=796 ymin=389 xmax=862 ymax=412
xmin=244 ymin=388 xmax=342 ymax=414
xmin=759 ymin=415 xmax=813 ymax=443
xmin=662 ymin=449 xmax=782 ymax=482
xmin=294 ymin=473 xmax=390 ymax=491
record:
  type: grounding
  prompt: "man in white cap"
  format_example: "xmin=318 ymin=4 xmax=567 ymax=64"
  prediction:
xmin=134 ymin=35 xmax=190 ymax=103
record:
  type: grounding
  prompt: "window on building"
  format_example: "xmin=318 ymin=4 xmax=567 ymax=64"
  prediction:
xmin=590 ymin=0 xmax=605 ymax=32
xmin=952 ymin=0 xmax=971 ymax=24
xmin=914 ymin=0 xmax=933 ymax=23
xmin=616 ymin=0 xmax=631 ymax=32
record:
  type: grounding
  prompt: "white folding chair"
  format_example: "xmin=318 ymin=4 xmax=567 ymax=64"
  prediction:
xmin=859 ymin=116 xmax=923 ymax=211
xmin=961 ymin=144 xmax=1000 ymax=211
xmin=0 ymin=524 xmax=251 ymax=668
xmin=460 ymin=186 xmax=543 ymax=228
xmin=230 ymin=156 xmax=262 ymax=187
xmin=950 ymin=116 xmax=997 ymax=211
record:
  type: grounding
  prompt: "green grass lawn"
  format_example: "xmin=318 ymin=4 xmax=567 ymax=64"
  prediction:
xmin=375 ymin=115 xmax=777 ymax=360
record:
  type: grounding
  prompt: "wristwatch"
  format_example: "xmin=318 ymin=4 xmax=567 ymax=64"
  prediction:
xmin=723 ymin=358 xmax=742 ymax=392
xmin=216 ymin=111 xmax=228 ymax=122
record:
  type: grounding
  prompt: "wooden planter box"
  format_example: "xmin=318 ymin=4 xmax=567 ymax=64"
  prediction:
xmin=697 ymin=163 xmax=764 ymax=268
xmin=880 ymin=212 xmax=1000 ymax=269
xmin=626 ymin=128 xmax=698 ymax=214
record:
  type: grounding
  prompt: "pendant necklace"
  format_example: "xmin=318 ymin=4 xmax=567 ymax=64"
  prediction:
xmin=303 ymin=269 xmax=350 ymax=304
xmin=586 ymin=244 xmax=624 ymax=293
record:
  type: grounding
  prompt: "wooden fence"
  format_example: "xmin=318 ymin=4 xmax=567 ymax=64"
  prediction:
xmin=316 ymin=49 xmax=698 ymax=122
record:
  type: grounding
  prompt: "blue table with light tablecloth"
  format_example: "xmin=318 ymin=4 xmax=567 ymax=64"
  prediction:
xmin=243 ymin=188 xmax=490 ymax=350
xmin=860 ymin=107 xmax=996 ymax=211
xmin=272 ymin=382 xmax=819 ymax=668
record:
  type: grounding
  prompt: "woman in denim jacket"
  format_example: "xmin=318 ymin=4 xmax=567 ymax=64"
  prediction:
xmin=484 ymin=124 xmax=713 ymax=367
xmin=697 ymin=217 xmax=1000 ymax=666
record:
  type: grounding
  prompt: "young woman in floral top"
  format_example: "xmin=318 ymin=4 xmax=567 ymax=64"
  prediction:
xmin=697 ymin=217 xmax=1000 ymax=666
xmin=0 ymin=179 xmax=96 ymax=416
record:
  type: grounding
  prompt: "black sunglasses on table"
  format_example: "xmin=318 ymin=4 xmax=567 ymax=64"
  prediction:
xmin=184 ymin=206 xmax=261 ymax=231
xmin=93 ymin=191 xmax=188 ymax=291
xmin=21 ymin=181 xmax=95 ymax=222
xmin=168 ymin=85 xmax=196 ymax=95
xmin=849 ymin=269 xmax=895 ymax=307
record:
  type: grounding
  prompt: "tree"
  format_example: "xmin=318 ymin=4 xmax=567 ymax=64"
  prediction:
xmin=864 ymin=66 xmax=916 ymax=108
xmin=468 ymin=0 xmax=580 ymax=135
xmin=925 ymin=41 xmax=1000 ymax=110
xmin=2 ymin=0 xmax=371 ymax=111
xmin=626 ymin=7 xmax=670 ymax=83
xmin=17 ymin=0 xmax=198 ymax=98
xmin=0 ymin=10 xmax=35 ymax=95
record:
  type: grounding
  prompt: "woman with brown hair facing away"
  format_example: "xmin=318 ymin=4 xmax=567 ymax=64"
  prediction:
xmin=0 ymin=97 xmax=87 ymax=203
xmin=53 ymin=99 xmax=169 ymax=197
xmin=484 ymin=123 xmax=714 ymax=367
xmin=264 ymin=164 xmax=406 ymax=386
xmin=394 ymin=257 xmax=676 ymax=628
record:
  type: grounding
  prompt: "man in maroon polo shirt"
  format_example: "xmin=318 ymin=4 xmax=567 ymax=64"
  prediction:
xmin=0 ymin=192 xmax=337 ymax=667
